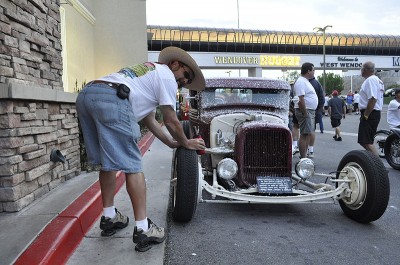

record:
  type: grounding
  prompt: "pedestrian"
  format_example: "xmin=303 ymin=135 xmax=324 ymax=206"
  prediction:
xmin=293 ymin=63 xmax=318 ymax=159
xmin=307 ymin=77 xmax=325 ymax=158
xmin=346 ymin=91 xmax=354 ymax=114
xmin=323 ymin=93 xmax=330 ymax=116
xmin=353 ymin=90 xmax=360 ymax=114
xmin=357 ymin=61 xmax=384 ymax=156
xmin=289 ymin=80 xmax=299 ymax=154
xmin=76 ymin=46 xmax=206 ymax=252
xmin=387 ymin=88 xmax=400 ymax=129
xmin=328 ymin=90 xmax=346 ymax=141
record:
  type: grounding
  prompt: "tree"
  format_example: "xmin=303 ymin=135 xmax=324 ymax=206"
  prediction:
xmin=279 ymin=70 xmax=300 ymax=82
xmin=287 ymin=71 xmax=300 ymax=82
xmin=317 ymin=72 xmax=344 ymax=95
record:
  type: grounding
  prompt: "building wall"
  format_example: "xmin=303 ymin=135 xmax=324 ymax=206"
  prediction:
xmin=343 ymin=70 xmax=400 ymax=94
xmin=93 ymin=0 xmax=147 ymax=77
xmin=62 ymin=0 xmax=147 ymax=92
xmin=62 ymin=2 xmax=96 ymax=92
xmin=0 ymin=0 xmax=148 ymax=212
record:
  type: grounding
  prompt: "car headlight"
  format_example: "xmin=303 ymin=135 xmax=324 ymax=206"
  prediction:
xmin=217 ymin=158 xmax=238 ymax=180
xmin=295 ymin=158 xmax=315 ymax=180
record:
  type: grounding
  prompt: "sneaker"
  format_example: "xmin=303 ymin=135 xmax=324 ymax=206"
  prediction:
xmin=292 ymin=146 xmax=299 ymax=155
xmin=133 ymin=218 xmax=166 ymax=252
xmin=307 ymin=152 xmax=314 ymax=158
xmin=335 ymin=136 xmax=342 ymax=141
xmin=100 ymin=208 xmax=129 ymax=237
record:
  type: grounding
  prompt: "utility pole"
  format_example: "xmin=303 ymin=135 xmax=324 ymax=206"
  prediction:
xmin=314 ymin=25 xmax=332 ymax=90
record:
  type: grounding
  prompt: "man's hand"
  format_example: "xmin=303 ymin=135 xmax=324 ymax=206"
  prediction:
xmin=186 ymin=138 xmax=206 ymax=151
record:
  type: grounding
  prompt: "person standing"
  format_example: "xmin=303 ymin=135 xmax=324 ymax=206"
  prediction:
xmin=307 ymin=77 xmax=325 ymax=158
xmin=289 ymin=80 xmax=300 ymax=154
xmin=76 ymin=46 xmax=206 ymax=252
xmin=328 ymin=90 xmax=346 ymax=141
xmin=387 ymin=88 xmax=400 ymax=129
xmin=293 ymin=63 xmax=318 ymax=159
xmin=353 ymin=90 xmax=360 ymax=114
xmin=357 ymin=61 xmax=384 ymax=156
xmin=346 ymin=91 xmax=354 ymax=114
xmin=323 ymin=93 xmax=330 ymax=116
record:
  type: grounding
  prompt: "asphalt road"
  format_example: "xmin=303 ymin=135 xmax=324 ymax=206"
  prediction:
xmin=164 ymin=108 xmax=400 ymax=265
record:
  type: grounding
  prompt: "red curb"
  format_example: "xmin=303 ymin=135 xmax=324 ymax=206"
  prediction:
xmin=14 ymin=218 xmax=83 ymax=265
xmin=14 ymin=131 xmax=155 ymax=265
xmin=139 ymin=131 xmax=156 ymax=155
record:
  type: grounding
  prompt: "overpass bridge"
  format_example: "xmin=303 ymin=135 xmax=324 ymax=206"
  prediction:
xmin=147 ymin=25 xmax=400 ymax=77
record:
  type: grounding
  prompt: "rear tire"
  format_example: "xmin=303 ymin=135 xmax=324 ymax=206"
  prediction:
xmin=336 ymin=150 xmax=390 ymax=223
xmin=384 ymin=133 xmax=400 ymax=170
xmin=374 ymin=130 xmax=390 ymax=158
xmin=171 ymin=147 xmax=199 ymax=222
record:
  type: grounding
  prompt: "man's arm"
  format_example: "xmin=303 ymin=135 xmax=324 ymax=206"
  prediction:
xmin=159 ymin=105 xmax=205 ymax=150
xmin=141 ymin=112 xmax=179 ymax=148
xmin=364 ymin=97 xmax=377 ymax=118
xmin=298 ymin=95 xmax=307 ymax=115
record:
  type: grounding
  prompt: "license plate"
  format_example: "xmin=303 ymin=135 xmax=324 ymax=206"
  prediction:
xmin=256 ymin=176 xmax=292 ymax=194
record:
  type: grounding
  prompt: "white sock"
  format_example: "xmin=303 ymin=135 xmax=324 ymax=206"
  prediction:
xmin=293 ymin=141 xmax=298 ymax=147
xmin=103 ymin=206 xmax=116 ymax=218
xmin=308 ymin=146 xmax=314 ymax=153
xmin=136 ymin=218 xmax=149 ymax=232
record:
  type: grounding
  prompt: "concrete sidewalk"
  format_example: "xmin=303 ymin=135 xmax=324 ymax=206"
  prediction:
xmin=67 ymin=137 xmax=172 ymax=264
xmin=0 ymin=132 xmax=172 ymax=265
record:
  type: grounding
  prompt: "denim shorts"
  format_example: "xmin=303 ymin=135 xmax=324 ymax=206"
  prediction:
xmin=76 ymin=83 xmax=142 ymax=173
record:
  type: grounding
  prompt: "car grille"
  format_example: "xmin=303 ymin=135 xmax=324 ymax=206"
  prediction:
xmin=235 ymin=124 xmax=292 ymax=187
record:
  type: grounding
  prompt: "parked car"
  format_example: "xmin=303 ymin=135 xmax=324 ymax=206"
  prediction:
xmin=171 ymin=77 xmax=389 ymax=224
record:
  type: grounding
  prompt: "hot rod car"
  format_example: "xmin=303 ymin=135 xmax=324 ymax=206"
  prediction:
xmin=171 ymin=77 xmax=390 ymax=224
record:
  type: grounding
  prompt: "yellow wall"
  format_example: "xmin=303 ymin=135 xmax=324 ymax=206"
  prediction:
xmin=63 ymin=2 xmax=95 ymax=92
xmin=61 ymin=0 xmax=147 ymax=92
xmin=93 ymin=0 xmax=148 ymax=77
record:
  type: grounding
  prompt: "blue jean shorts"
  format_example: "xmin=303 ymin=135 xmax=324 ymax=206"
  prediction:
xmin=76 ymin=83 xmax=142 ymax=173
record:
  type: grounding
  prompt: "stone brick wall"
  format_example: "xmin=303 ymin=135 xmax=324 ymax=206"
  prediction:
xmin=0 ymin=0 xmax=63 ymax=88
xmin=0 ymin=0 xmax=80 ymax=212
xmin=0 ymin=100 xmax=80 ymax=211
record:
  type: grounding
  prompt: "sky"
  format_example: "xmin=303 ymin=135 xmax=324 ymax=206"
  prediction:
xmin=146 ymin=0 xmax=399 ymax=35
xmin=146 ymin=0 xmax=400 ymax=78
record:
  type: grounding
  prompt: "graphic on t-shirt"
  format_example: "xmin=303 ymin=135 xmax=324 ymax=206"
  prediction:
xmin=118 ymin=62 xmax=156 ymax=79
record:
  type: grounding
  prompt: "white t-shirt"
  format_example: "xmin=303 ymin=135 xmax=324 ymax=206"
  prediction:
xmin=98 ymin=63 xmax=177 ymax=121
xmin=353 ymin=93 xmax=360 ymax=104
xmin=294 ymin=76 xmax=318 ymax=110
xmin=324 ymin=96 xmax=329 ymax=107
xmin=387 ymin=99 xmax=400 ymax=129
xmin=358 ymin=75 xmax=384 ymax=111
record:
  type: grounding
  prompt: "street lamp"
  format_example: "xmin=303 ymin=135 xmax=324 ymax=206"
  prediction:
xmin=314 ymin=25 xmax=332 ymax=90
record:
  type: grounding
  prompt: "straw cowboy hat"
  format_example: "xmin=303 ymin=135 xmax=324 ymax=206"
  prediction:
xmin=158 ymin=46 xmax=205 ymax=91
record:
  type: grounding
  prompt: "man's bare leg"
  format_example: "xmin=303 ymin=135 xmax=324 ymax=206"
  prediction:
xmin=99 ymin=170 xmax=117 ymax=208
xmin=126 ymin=172 xmax=147 ymax=221
xmin=361 ymin=143 xmax=379 ymax=157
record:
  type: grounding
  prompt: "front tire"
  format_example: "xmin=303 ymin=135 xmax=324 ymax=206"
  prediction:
xmin=181 ymin=120 xmax=192 ymax=138
xmin=384 ymin=133 xmax=400 ymax=170
xmin=336 ymin=150 xmax=390 ymax=223
xmin=171 ymin=147 xmax=199 ymax=222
